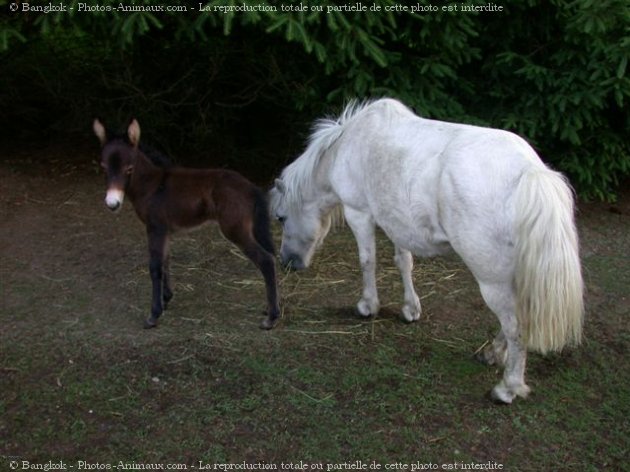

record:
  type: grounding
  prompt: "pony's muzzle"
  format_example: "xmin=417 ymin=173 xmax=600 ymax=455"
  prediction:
xmin=281 ymin=253 xmax=305 ymax=271
xmin=105 ymin=189 xmax=124 ymax=212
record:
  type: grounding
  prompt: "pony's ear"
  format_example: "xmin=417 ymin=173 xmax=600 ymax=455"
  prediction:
xmin=128 ymin=119 xmax=141 ymax=148
xmin=93 ymin=118 xmax=107 ymax=145
xmin=274 ymin=178 xmax=286 ymax=195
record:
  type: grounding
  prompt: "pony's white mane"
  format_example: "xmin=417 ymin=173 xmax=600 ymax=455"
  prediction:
xmin=278 ymin=100 xmax=370 ymax=212
xmin=272 ymin=98 xmax=416 ymax=225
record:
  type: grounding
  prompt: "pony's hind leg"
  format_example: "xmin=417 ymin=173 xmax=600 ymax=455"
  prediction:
xmin=479 ymin=282 xmax=530 ymax=403
xmin=394 ymin=246 xmax=421 ymax=322
xmin=476 ymin=330 xmax=507 ymax=367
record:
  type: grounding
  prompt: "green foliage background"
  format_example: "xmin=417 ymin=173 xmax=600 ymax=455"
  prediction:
xmin=1 ymin=0 xmax=628 ymax=199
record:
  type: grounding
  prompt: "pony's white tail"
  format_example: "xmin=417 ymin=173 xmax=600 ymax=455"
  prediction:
xmin=514 ymin=167 xmax=584 ymax=354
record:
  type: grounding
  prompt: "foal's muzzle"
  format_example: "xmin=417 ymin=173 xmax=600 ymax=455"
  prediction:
xmin=105 ymin=189 xmax=124 ymax=212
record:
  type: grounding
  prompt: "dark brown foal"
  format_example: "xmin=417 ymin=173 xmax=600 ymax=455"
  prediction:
xmin=94 ymin=118 xmax=280 ymax=329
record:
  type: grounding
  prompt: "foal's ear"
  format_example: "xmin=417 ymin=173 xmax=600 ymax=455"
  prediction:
xmin=274 ymin=178 xmax=287 ymax=195
xmin=127 ymin=119 xmax=141 ymax=148
xmin=93 ymin=118 xmax=107 ymax=145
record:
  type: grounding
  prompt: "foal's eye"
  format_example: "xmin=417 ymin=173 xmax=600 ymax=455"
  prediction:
xmin=277 ymin=215 xmax=287 ymax=224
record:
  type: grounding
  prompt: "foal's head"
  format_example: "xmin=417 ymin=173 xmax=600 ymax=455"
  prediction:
xmin=93 ymin=119 xmax=141 ymax=212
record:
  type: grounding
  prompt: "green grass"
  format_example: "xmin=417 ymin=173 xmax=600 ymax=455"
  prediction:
xmin=1 ymin=165 xmax=629 ymax=470
xmin=3 ymin=320 xmax=629 ymax=467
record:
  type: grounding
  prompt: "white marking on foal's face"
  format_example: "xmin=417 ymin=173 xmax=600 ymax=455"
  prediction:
xmin=105 ymin=188 xmax=125 ymax=212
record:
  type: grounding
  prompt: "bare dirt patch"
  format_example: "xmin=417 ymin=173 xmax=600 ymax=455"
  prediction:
xmin=1 ymin=143 xmax=629 ymax=468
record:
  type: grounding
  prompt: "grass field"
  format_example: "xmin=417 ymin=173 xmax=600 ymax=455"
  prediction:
xmin=1 ymin=145 xmax=629 ymax=470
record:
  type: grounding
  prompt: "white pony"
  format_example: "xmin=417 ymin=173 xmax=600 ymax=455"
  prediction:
xmin=270 ymin=98 xmax=584 ymax=403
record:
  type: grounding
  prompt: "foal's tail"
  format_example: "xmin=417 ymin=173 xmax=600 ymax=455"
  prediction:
xmin=252 ymin=187 xmax=276 ymax=255
xmin=514 ymin=166 xmax=584 ymax=354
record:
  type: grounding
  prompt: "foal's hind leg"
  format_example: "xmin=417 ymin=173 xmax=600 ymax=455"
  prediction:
xmin=479 ymin=282 xmax=530 ymax=403
xmin=242 ymin=241 xmax=280 ymax=329
xmin=248 ymin=245 xmax=280 ymax=330
xmin=163 ymin=252 xmax=173 ymax=309
xmin=394 ymin=246 xmax=421 ymax=322
xmin=221 ymin=224 xmax=280 ymax=329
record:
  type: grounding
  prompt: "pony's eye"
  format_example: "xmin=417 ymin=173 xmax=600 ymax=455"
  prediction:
xmin=277 ymin=216 xmax=287 ymax=224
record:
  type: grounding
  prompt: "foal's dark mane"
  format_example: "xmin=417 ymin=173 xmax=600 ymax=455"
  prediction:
xmin=107 ymin=129 xmax=174 ymax=169
xmin=138 ymin=142 xmax=174 ymax=169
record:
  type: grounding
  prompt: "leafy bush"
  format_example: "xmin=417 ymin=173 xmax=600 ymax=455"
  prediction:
xmin=475 ymin=0 xmax=630 ymax=200
xmin=1 ymin=0 xmax=628 ymax=199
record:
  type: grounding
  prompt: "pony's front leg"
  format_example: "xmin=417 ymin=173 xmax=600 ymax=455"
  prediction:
xmin=394 ymin=246 xmax=421 ymax=322
xmin=145 ymin=227 xmax=169 ymax=329
xmin=344 ymin=207 xmax=379 ymax=317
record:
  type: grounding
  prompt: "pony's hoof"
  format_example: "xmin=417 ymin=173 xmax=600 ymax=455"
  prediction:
xmin=401 ymin=301 xmax=421 ymax=323
xmin=143 ymin=317 xmax=159 ymax=329
xmin=474 ymin=342 xmax=506 ymax=367
xmin=489 ymin=380 xmax=531 ymax=404
xmin=260 ymin=317 xmax=277 ymax=330
xmin=356 ymin=298 xmax=379 ymax=318
xmin=475 ymin=350 xmax=495 ymax=366
xmin=486 ymin=390 xmax=512 ymax=406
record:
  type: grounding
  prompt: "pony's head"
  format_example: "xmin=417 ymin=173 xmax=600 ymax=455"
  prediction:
xmin=270 ymin=103 xmax=358 ymax=270
xmin=93 ymin=118 xmax=141 ymax=212
xmin=270 ymin=177 xmax=335 ymax=270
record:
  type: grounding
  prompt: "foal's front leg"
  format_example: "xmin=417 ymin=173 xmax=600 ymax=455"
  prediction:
xmin=145 ymin=227 xmax=169 ymax=329
xmin=163 ymin=252 xmax=173 ymax=309
xmin=344 ymin=206 xmax=379 ymax=317
xmin=394 ymin=246 xmax=421 ymax=322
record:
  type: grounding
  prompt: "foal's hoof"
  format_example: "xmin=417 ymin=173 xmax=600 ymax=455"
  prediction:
xmin=143 ymin=317 xmax=159 ymax=329
xmin=259 ymin=316 xmax=278 ymax=330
